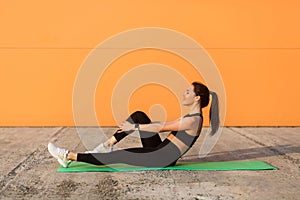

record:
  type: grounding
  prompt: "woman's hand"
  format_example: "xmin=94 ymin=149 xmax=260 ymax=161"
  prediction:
xmin=119 ymin=121 xmax=135 ymax=132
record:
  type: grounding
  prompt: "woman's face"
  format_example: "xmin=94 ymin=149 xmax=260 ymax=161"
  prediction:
xmin=182 ymin=85 xmax=197 ymax=106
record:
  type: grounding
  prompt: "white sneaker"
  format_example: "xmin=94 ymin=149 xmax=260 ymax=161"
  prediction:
xmin=48 ymin=143 xmax=70 ymax=168
xmin=85 ymin=143 xmax=113 ymax=153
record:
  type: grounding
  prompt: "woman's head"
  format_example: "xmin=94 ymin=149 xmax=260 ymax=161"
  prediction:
xmin=185 ymin=81 xmax=220 ymax=135
xmin=182 ymin=82 xmax=209 ymax=108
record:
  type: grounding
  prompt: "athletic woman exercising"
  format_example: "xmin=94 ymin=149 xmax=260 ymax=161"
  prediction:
xmin=48 ymin=82 xmax=219 ymax=168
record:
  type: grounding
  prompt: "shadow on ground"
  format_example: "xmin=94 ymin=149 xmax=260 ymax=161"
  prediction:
xmin=184 ymin=145 xmax=300 ymax=163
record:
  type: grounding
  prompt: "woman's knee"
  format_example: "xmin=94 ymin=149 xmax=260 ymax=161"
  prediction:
xmin=127 ymin=111 xmax=151 ymax=124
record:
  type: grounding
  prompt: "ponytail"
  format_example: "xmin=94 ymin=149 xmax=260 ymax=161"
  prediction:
xmin=209 ymin=91 xmax=220 ymax=135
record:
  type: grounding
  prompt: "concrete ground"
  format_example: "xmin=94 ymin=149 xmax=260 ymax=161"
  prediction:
xmin=0 ymin=127 xmax=299 ymax=200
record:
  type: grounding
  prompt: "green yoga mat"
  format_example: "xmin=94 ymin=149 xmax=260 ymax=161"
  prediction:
xmin=57 ymin=161 xmax=277 ymax=172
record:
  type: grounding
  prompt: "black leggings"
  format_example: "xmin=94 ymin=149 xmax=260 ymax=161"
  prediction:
xmin=77 ymin=111 xmax=182 ymax=167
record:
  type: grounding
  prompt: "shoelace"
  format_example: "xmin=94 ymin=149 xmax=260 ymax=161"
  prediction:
xmin=57 ymin=148 xmax=68 ymax=160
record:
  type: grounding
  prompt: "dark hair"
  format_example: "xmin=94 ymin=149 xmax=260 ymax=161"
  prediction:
xmin=192 ymin=82 xmax=220 ymax=135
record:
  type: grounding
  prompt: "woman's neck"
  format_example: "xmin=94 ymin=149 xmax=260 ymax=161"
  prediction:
xmin=189 ymin=103 xmax=201 ymax=114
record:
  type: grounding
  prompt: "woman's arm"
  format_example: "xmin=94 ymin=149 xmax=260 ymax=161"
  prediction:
xmin=158 ymin=117 xmax=197 ymax=132
xmin=119 ymin=117 xmax=197 ymax=133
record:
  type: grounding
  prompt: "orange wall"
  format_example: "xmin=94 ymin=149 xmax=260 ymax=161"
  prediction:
xmin=0 ymin=1 xmax=299 ymax=126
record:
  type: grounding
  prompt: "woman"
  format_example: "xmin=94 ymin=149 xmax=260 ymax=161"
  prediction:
xmin=48 ymin=82 xmax=219 ymax=168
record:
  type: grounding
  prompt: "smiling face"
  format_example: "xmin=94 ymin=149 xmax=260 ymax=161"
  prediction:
xmin=182 ymin=85 xmax=199 ymax=106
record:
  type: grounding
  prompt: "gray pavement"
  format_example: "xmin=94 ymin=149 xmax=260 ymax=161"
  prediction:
xmin=0 ymin=127 xmax=299 ymax=199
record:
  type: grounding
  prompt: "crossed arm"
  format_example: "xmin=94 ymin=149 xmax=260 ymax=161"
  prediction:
xmin=119 ymin=117 xmax=197 ymax=133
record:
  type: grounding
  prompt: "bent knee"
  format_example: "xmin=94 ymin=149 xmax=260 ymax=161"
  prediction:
xmin=129 ymin=111 xmax=151 ymax=124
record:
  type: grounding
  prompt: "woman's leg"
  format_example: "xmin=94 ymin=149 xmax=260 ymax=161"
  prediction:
xmin=49 ymin=141 xmax=179 ymax=168
xmin=75 ymin=141 xmax=181 ymax=167
xmin=113 ymin=111 xmax=162 ymax=148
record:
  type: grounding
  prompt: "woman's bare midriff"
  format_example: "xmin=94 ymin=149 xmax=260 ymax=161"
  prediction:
xmin=167 ymin=134 xmax=188 ymax=154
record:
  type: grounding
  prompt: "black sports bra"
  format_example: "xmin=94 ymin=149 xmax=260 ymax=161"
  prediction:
xmin=170 ymin=112 xmax=203 ymax=147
